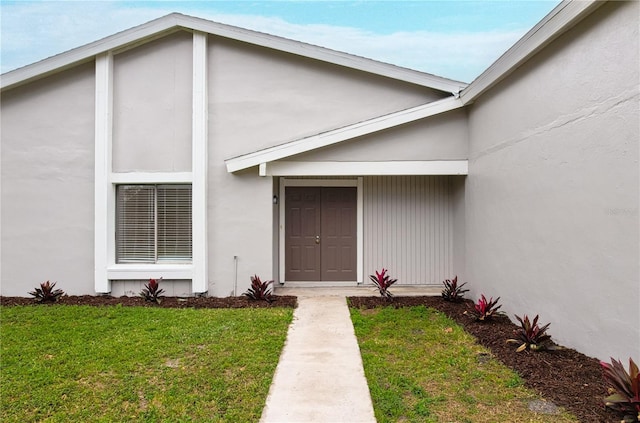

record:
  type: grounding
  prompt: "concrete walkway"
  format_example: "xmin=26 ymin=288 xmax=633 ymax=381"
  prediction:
xmin=260 ymin=286 xmax=439 ymax=422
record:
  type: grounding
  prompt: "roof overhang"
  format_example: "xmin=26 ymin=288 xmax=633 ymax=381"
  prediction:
xmin=1 ymin=13 xmax=467 ymax=93
xmin=259 ymin=160 xmax=468 ymax=176
xmin=460 ymin=0 xmax=605 ymax=104
xmin=225 ymin=96 xmax=464 ymax=173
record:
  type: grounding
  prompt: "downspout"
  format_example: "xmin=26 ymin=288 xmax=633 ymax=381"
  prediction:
xmin=233 ymin=255 xmax=239 ymax=296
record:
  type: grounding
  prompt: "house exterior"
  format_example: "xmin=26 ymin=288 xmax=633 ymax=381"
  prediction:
xmin=1 ymin=0 xmax=637 ymax=360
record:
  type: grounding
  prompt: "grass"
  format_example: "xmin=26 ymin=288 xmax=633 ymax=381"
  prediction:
xmin=350 ymin=305 xmax=579 ymax=423
xmin=1 ymin=305 xmax=293 ymax=422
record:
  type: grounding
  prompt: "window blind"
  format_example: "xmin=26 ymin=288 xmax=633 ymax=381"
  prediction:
xmin=157 ymin=185 xmax=192 ymax=261
xmin=116 ymin=184 xmax=192 ymax=263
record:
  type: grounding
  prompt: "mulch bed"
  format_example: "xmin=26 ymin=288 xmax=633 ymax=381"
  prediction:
xmin=0 ymin=295 xmax=297 ymax=308
xmin=348 ymin=295 xmax=620 ymax=423
xmin=1 ymin=294 xmax=621 ymax=422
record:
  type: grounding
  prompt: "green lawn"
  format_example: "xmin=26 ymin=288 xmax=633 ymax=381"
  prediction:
xmin=351 ymin=305 xmax=578 ymax=423
xmin=1 ymin=305 xmax=293 ymax=422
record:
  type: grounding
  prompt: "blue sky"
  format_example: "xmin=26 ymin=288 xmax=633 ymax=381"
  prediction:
xmin=1 ymin=0 xmax=560 ymax=82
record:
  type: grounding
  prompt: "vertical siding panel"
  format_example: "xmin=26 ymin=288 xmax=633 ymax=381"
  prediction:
xmin=361 ymin=175 xmax=454 ymax=285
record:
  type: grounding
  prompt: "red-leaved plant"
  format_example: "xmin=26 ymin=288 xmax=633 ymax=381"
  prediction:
xmin=441 ymin=276 xmax=469 ymax=302
xmin=140 ymin=278 xmax=165 ymax=304
xmin=468 ymin=294 xmax=502 ymax=321
xmin=243 ymin=275 xmax=274 ymax=303
xmin=369 ymin=268 xmax=397 ymax=299
xmin=600 ymin=357 xmax=640 ymax=422
xmin=29 ymin=280 xmax=64 ymax=303
xmin=506 ymin=314 xmax=557 ymax=352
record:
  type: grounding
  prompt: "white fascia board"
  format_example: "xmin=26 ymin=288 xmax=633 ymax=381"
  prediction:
xmin=261 ymin=160 xmax=468 ymax=176
xmin=174 ymin=15 xmax=467 ymax=93
xmin=460 ymin=0 xmax=604 ymax=104
xmin=1 ymin=16 xmax=183 ymax=91
xmin=226 ymin=97 xmax=464 ymax=173
xmin=2 ymin=13 xmax=467 ymax=93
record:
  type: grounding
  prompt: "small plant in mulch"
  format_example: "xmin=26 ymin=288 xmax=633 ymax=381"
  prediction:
xmin=467 ymin=294 xmax=503 ymax=321
xmin=28 ymin=280 xmax=65 ymax=303
xmin=600 ymin=357 xmax=640 ymax=422
xmin=506 ymin=314 xmax=559 ymax=352
xmin=243 ymin=275 xmax=274 ymax=303
xmin=441 ymin=275 xmax=469 ymax=302
xmin=140 ymin=278 xmax=165 ymax=304
xmin=369 ymin=268 xmax=397 ymax=299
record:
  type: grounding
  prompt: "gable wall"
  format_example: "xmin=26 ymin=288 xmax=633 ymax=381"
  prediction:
xmin=208 ymin=37 xmax=449 ymax=159
xmin=286 ymin=108 xmax=468 ymax=161
xmin=1 ymin=63 xmax=96 ymax=295
xmin=112 ymin=31 xmax=193 ymax=172
xmin=466 ymin=0 xmax=639 ymax=360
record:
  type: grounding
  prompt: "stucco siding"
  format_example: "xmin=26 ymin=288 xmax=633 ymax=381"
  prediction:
xmin=288 ymin=108 xmax=468 ymax=161
xmin=363 ymin=176 xmax=460 ymax=285
xmin=112 ymin=31 xmax=193 ymax=172
xmin=466 ymin=0 xmax=639 ymax=360
xmin=1 ymin=63 xmax=96 ymax=295
xmin=206 ymin=163 xmax=274 ymax=297
xmin=208 ymin=37 xmax=449 ymax=159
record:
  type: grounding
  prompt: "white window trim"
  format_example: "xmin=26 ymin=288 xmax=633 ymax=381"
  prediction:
xmin=94 ymin=32 xmax=208 ymax=293
xmin=108 ymin=175 xmax=195 ymax=281
xmin=278 ymin=178 xmax=363 ymax=285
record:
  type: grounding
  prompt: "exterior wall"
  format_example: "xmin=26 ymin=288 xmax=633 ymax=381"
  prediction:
xmin=205 ymin=36 xmax=453 ymax=296
xmin=110 ymin=280 xmax=192 ymax=297
xmin=465 ymin=1 xmax=639 ymax=360
xmin=112 ymin=31 xmax=193 ymax=172
xmin=363 ymin=176 xmax=457 ymax=285
xmin=208 ymin=37 xmax=449 ymax=159
xmin=290 ymin=108 xmax=468 ymax=161
xmin=206 ymin=167 xmax=274 ymax=297
xmin=1 ymin=63 xmax=96 ymax=295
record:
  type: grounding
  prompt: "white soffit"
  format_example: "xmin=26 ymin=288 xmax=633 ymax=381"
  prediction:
xmin=1 ymin=13 xmax=466 ymax=93
xmin=260 ymin=161 xmax=469 ymax=176
xmin=460 ymin=0 xmax=604 ymax=104
xmin=225 ymin=96 xmax=464 ymax=173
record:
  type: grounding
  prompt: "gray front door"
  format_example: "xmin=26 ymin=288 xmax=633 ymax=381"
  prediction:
xmin=285 ymin=187 xmax=357 ymax=281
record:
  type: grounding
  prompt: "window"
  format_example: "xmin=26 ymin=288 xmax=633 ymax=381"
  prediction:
xmin=116 ymin=185 xmax=192 ymax=263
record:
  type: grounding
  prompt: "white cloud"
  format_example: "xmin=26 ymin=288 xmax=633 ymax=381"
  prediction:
xmin=1 ymin=2 xmax=528 ymax=82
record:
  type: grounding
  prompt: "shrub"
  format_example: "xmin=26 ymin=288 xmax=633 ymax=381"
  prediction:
xmin=441 ymin=276 xmax=469 ymax=302
xmin=506 ymin=314 xmax=557 ymax=352
xmin=369 ymin=268 xmax=397 ymax=299
xmin=600 ymin=357 xmax=640 ymax=422
xmin=468 ymin=294 xmax=502 ymax=321
xmin=28 ymin=281 xmax=64 ymax=303
xmin=140 ymin=278 xmax=165 ymax=304
xmin=243 ymin=275 xmax=274 ymax=303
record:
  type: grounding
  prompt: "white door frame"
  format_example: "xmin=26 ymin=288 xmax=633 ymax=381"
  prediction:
xmin=279 ymin=178 xmax=363 ymax=284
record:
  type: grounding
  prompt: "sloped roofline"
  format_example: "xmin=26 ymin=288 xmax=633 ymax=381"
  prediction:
xmin=225 ymin=97 xmax=464 ymax=173
xmin=460 ymin=0 xmax=604 ymax=104
xmin=225 ymin=0 xmax=607 ymax=172
xmin=0 ymin=13 xmax=467 ymax=93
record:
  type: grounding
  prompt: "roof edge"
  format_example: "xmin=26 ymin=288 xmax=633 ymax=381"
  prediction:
xmin=460 ymin=0 xmax=605 ymax=104
xmin=1 ymin=12 xmax=467 ymax=93
xmin=225 ymin=96 xmax=464 ymax=173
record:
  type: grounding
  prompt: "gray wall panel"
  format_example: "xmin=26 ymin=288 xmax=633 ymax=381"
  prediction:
xmin=363 ymin=176 xmax=456 ymax=285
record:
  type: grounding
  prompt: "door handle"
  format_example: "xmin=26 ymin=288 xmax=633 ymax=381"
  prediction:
xmin=315 ymin=235 xmax=320 ymax=244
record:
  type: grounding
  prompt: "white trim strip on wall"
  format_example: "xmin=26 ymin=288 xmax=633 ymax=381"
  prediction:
xmin=191 ymin=31 xmax=208 ymax=293
xmin=107 ymin=264 xmax=194 ymax=280
xmin=262 ymin=161 xmax=468 ymax=176
xmin=226 ymin=97 xmax=464 ymax=173
xmin=110 ymin=172 xmax=193 ymax=183
xmin=94 ymin=52 xmax=113 ymax=294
